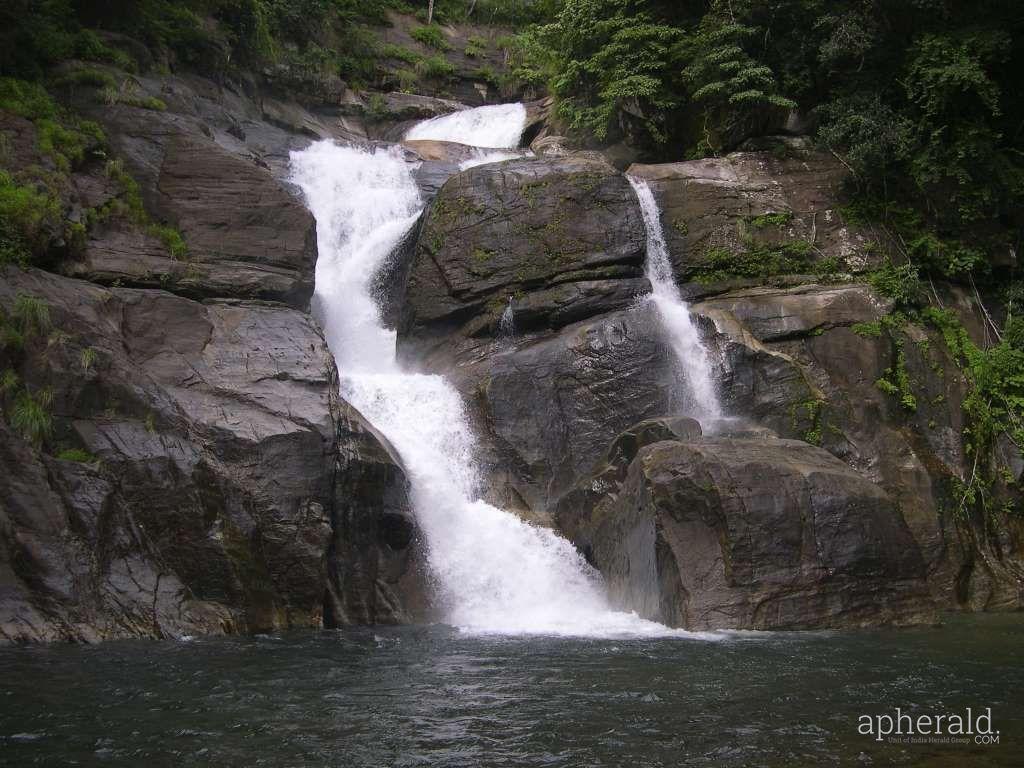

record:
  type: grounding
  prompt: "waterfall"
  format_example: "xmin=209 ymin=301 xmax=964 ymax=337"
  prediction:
xmin=497 ymin=296 xmax=515 ymax=342
xmin=628 ymin=176 xmax=722 ymax=424
xmin=459 ymin=149 xmax=521 ymax=170
xmin=291 ymin=105 xmax=684 ymax=638
xmin=405 ymin=103 xmax=527 ymax=149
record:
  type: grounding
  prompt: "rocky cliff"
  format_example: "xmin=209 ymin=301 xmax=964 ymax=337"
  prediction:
xmin=0 ymin=62 xmax=430 ymax=643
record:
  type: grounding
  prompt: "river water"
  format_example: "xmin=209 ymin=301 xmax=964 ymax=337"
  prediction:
xmin=0 ymin=614 xmax=1020 ymax=766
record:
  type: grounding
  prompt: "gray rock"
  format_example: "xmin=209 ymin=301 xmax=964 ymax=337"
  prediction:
xmin=398 ymin=155 xmax=647 ymax=365
xmin=453 ymin=304 xmax=678 ymax=512
xmin=691 ymin=283 xmax=1023 ymax=611
xmin=0 ymin=268 xmax=423 ymax=643
xmin=582 ymin=437 xmax=937 ymax=629
xmin=65 ymin=108 xmax=317 ymax=308
xmin=629 ymin=147 xmax=887 ymax=281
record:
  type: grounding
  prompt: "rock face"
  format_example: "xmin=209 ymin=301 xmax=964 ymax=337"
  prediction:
xmin=396 ymin=155 xmax=660 ymax=510
xmin=63 ymin=86 xmax=319 ymax=308
xmin=329 ymin=405 xmax=426 ymax=625
xmin=399 ymin=155 xmax=648 ymax=364
xmin=1 ymin=53 xmax=460 ymax=644
xmin=394 ymin=141 xmax=1022 ymax=622
xmin=629 ymin=139 xmax=885 ymax=280
xmin=0 ymin=265 xmax=423 ymax=643
xmin=575 ymin=435 xmax=935 ymax=630
xmin=690 ymin=281 xmax=1024 ymax=611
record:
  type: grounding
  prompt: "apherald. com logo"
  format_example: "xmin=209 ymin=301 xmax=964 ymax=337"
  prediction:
xmin=859 ymin=708 xmax=1000 ymax=745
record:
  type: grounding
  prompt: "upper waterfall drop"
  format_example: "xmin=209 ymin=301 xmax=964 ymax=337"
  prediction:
xmin=291 ymin=103 xmax=697 ymax=638
xmin=405 ymin=103 xmax=527 ymax=148
xmin=628 ymin=176 xmax=722 ymax=425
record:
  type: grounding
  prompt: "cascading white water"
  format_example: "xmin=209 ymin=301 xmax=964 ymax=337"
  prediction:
xmin=292 ymin=105 xmax=694 ymax=638
xmin=458 ymin=149 xmax=521 ymax=170
xmin=405 ymin=103 xmax=527 ymax=149
xmin=497 ymin=296 xmax=515 ymax=342
xmin=628 ymin=176 xmax=722 ymax=424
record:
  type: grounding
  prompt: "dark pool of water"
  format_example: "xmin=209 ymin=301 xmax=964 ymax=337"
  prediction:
xmin=0 ymin=614 xmax=1021 ymax=767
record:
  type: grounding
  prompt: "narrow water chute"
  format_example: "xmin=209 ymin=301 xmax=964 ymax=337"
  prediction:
xmin=628 ymin=176 xmax=722 ymax=423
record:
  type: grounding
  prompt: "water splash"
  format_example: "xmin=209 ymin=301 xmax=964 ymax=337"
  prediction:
xmin=292 ymin=105 xmax=689 ymax=637
xmin=628 ymin=176 xmax=722 ymax=424
xmin=498 ymin=296 xmax=515 ymax=342
xmin=459 ymin=149 xmax=522 ymax=170
xmin=405 ymin=103 xmax=527 ymax=149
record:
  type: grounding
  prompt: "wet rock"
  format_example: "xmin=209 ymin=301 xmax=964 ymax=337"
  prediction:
xmin=0 ymin=268 xmax=422 ymax=643
xmin=329 ymin=405 xmax=428 ymax=626
xmin=695 ymin=283 xmax=892 ymax=342
xmin=398 ymin=155 xmax=647 ymax=364
xmin=629 ymin=143 xmax=885 ymax=281
xmin=452 ymin=304 xmax=677 ymax=512
xmin=691 ymin=282 xmax=1023 ymax=611
xmin=580 ymin=437 xmax=937 ymax=629
xmin=376 ymin=93 xmax=466 ymax=122
xmin=64 ymin=107 xmax=318 ymax=308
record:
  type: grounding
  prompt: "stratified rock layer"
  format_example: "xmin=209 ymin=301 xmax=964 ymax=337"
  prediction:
xmin=0 ymin=268 xmax=422 ymax=643
xmin=581 ymin=436 xmax=936 ymax=630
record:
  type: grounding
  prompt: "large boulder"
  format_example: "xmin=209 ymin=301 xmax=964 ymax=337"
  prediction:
xmin=0 ymin=268 xmax=423 ymax=643
xmin=577 ymin=436 xmax=936 ymax=630
xmin=398 ymin=155 xmax=649 ymax=366
xmin=329 ymin=406 xmax=427 ymax=626
xmin=457 ymin=304 xmax=678 ymax=512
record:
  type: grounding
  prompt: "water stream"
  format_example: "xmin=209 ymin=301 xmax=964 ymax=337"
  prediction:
xmin=404 ymin=102 xmax=528 ymax=148
xmin=628 ymin=176 xmax=722 ymax=424
xmin=291 ymin=105 xmax=686 ymax=638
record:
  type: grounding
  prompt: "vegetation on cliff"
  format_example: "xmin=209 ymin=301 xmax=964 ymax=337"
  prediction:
xmin=511 ymin=1 xmax=1021 ymax=285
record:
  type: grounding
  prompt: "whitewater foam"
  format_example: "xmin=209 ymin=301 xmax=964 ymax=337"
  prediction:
xmin=628 ymin=176 xmax=722 ymax=423
xmin=405 ymin=103 xmax=527 ymax=149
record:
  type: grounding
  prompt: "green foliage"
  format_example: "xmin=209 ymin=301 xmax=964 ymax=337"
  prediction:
xmin=681 ymin=8 xmax=795 ymax=154
xmin=530 ymin=1 xmax=685 ymax=143
xmin=693 ymin=240 xmax=817 ymax=283
xmin=56 ymin=447 xmax=97 ymax=463
xmin=791 ymin=398 xmax=825 ymax=445
xmin=851 ymin=321 xmax=882 ymax=338
xmin=411 ymin=25 xmax=451 ymax=51
xmin=464 ymin=35 xmax=488 ymax=57
xmin=416 ymin=55 xmax=456 ymax=79
xmin=79 ymin=347 xmax=97 ymax=373
xmin=875 ymin=347 xmax=917 ymax=412
xmin=924 ymin=306 xmax=1024 ymax=518
xmin=0 ymin=171 xmax=62 ymax=265
xmin=0 ymin=369 xmax=18 ymax=394
xmin=508 ymin=0 xmax=1022 ymax=283
xmin=9 ymin=387 xmax=53 ymax=447
xmin=0 ymin=77 xmax=108 ymax=265
xmin=379 ymin=43 xmax=423 ymax=65
xmin=12 ymin=293 xmax=51 ymax=338
xmin=748 ymin=211 xmax=793 ymax=229
xmin=49 ymin=67 xmax=119 ymax=90
xmin=867 ymin=260 xmax=925 ymax=310
xmin=472 ymin=65 xmax=500 ymax=87
xmin=98 ymin=158 xmax=189 ymax=259
xmin=148 ymin=225 xmax=188 ymax=259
